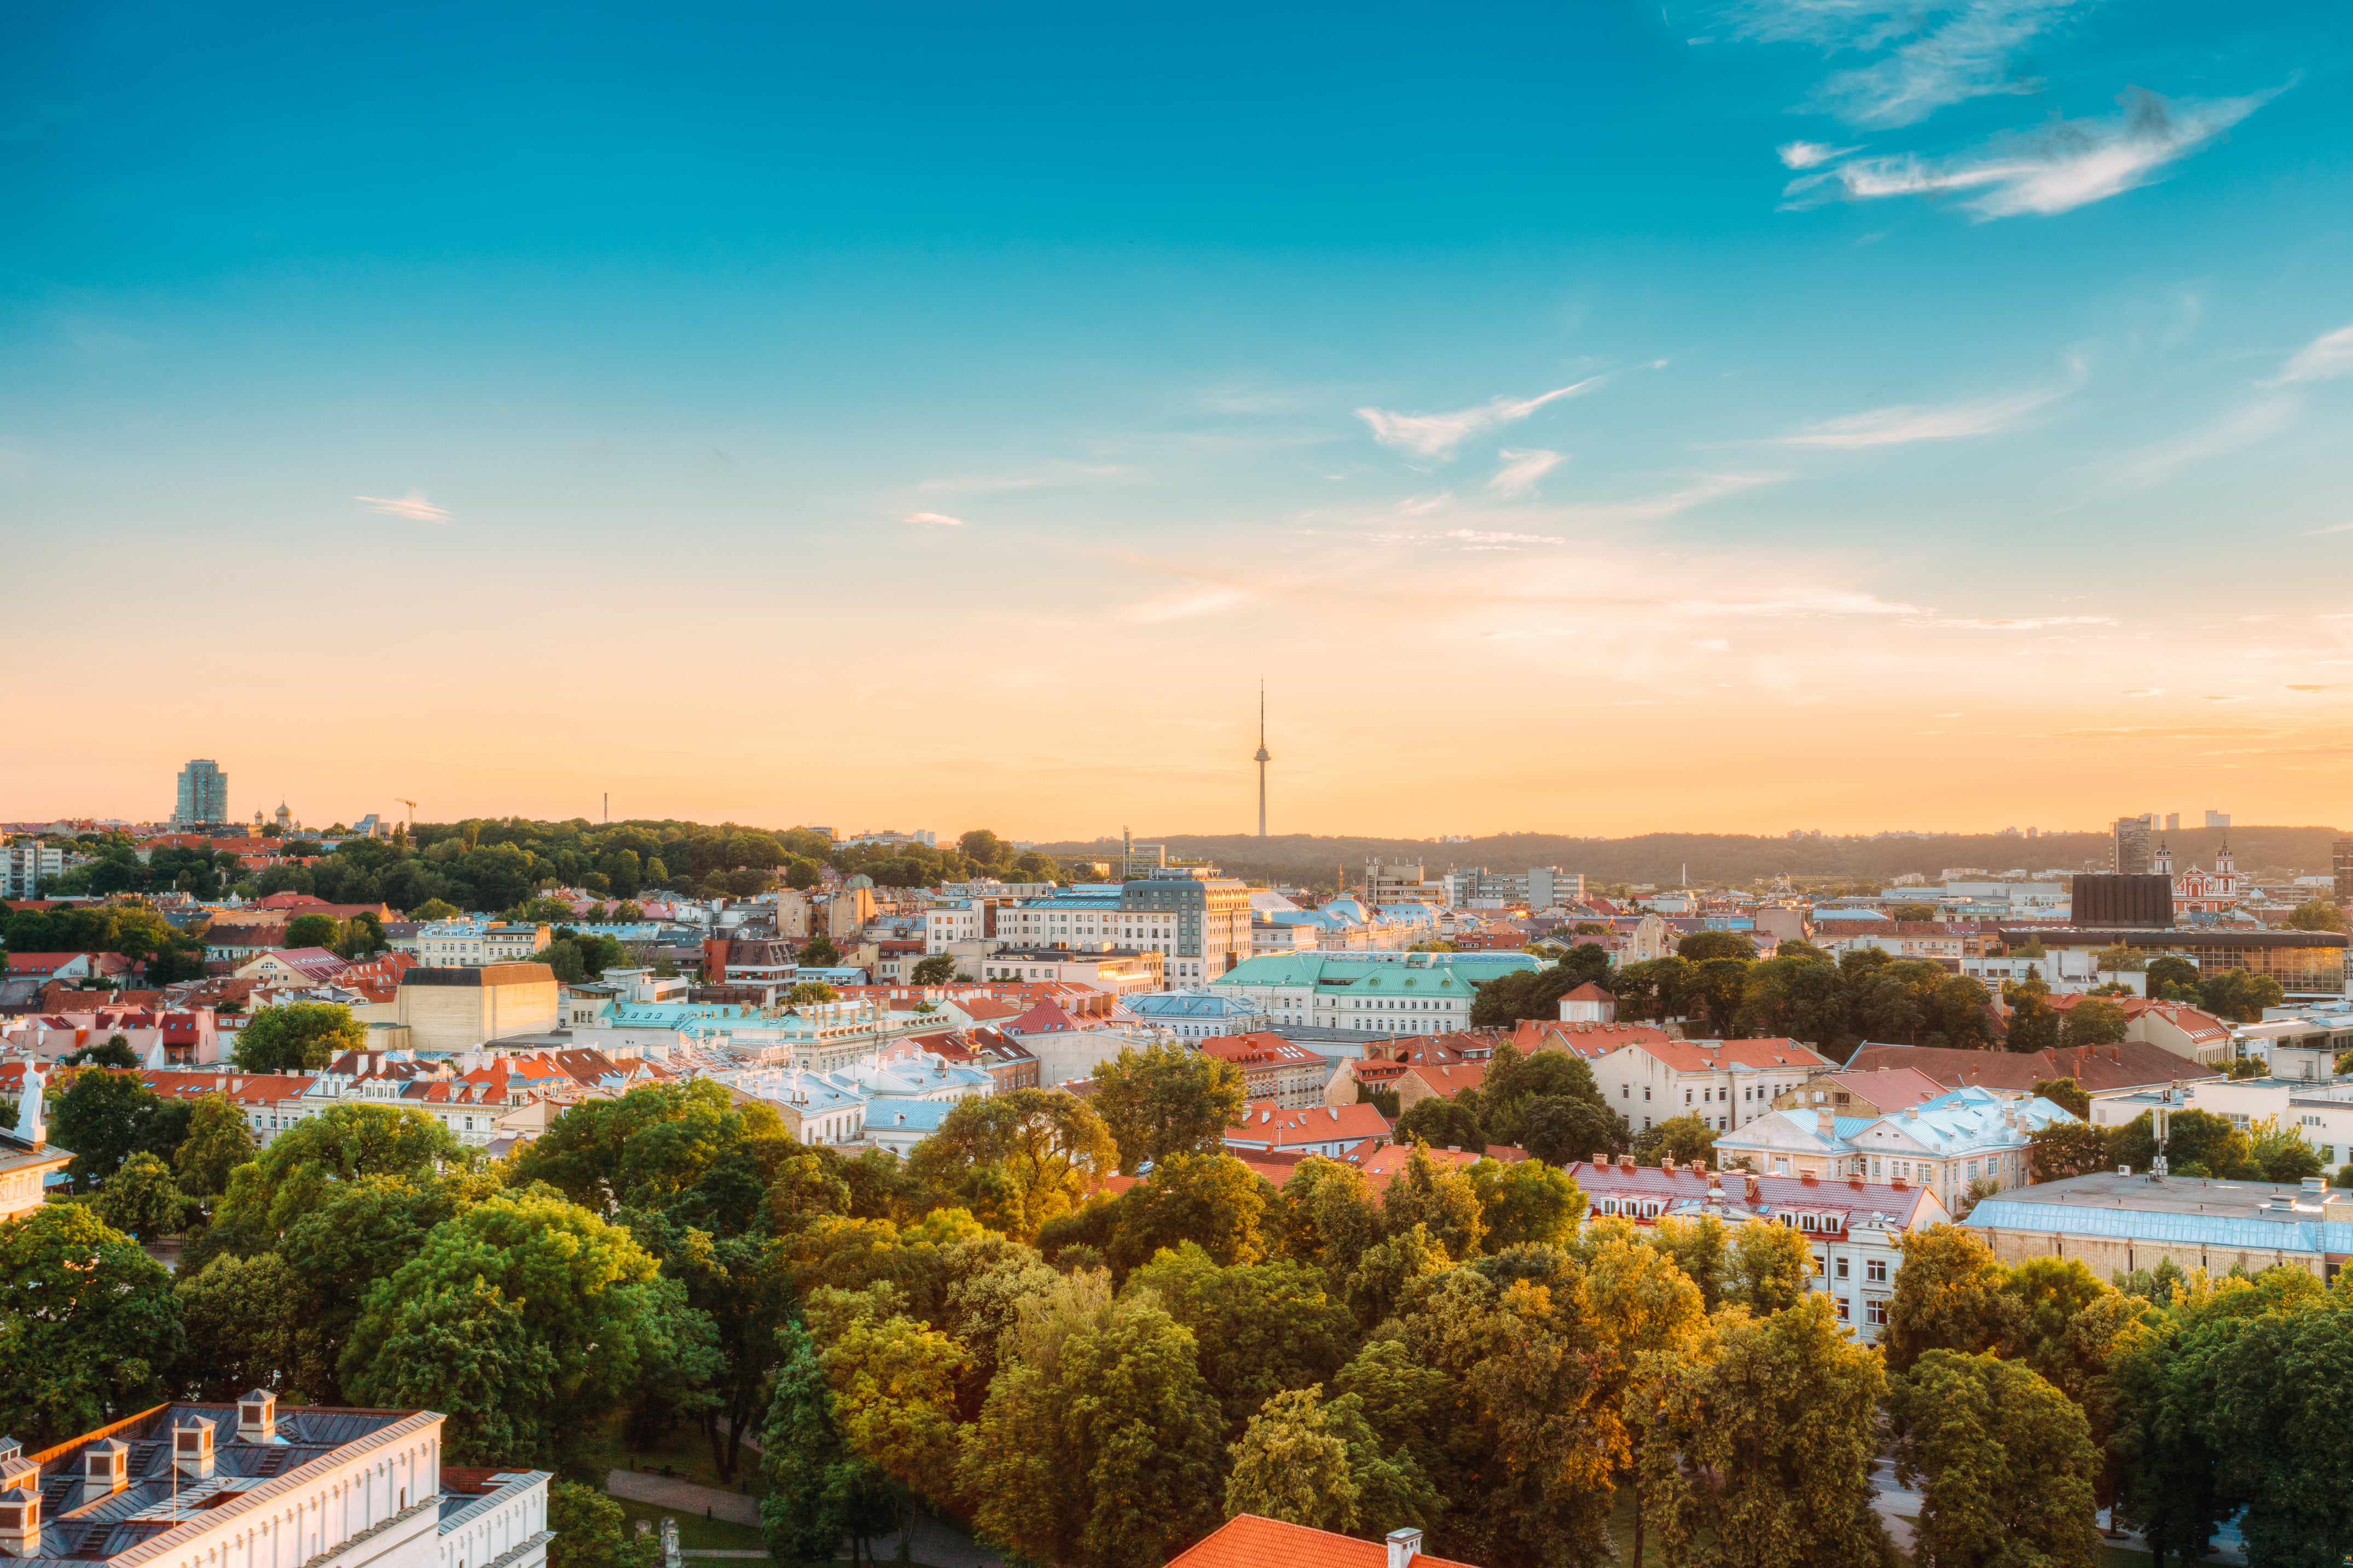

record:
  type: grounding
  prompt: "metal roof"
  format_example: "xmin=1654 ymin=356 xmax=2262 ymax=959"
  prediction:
xmin=1965 ymin=1197 xmax=2353 ymax=1254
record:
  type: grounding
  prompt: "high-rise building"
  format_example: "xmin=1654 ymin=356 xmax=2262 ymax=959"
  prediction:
xmin=2335 ymin=839 xmax=2353 ymax=905
xmin=2206 ymin=810 xmax=2232 ymax=829
xmin=2165 ymin=812 xmax=2180 ymax=832
xmin=2112 ymin=814 xmax=2153 ymax=875
xmin=175 ymin=759 xmax=228 ymax=826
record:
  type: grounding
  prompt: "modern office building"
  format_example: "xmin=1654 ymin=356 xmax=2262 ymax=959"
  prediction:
xmin=173 ymin=758 xmax=229 ymax=827
xmin=2335 ymin=837 xmax=2353 ymax=905
xmin=2070 ymin=873 xmax=2174 ymax=928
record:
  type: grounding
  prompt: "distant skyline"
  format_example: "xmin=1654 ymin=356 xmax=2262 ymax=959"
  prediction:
xmin=5 ymin=3 xmax=2351 ymax=836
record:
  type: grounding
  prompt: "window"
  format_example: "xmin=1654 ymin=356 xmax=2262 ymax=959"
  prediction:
xmin=1643 ymin=1086 xmax=1652 ymax=1101
xmin=1684 ymin=1089 xmax=1693 ymax=1105
xmin=1835 ymin=1257 xmax=1850 ymax=1280
xmin=1621 ymin=1084 xmax=1631 ymax=1098
xmin=1866 ymin=1299 xmax=1888 ymax=1327
xmin=1836 ymin=1297 xmax=1851 ymax=1321
xmin=1866 ymin=1258 xmax=1888 ymax=1285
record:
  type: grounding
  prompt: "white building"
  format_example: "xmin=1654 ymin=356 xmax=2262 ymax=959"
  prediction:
xmin=0 ymin=1392 xmax=547 ymax=1568
xmin=1124 ymin=990 xmax=1274 ymax=1040
xmin=1 ymin=840 xmax=66 ymax=899
xmin=1589 ymin=1036 xmax=1836 ymax=1137
xmin=412 ymin=920 xmax=551 ymax=967
xmin=1714 ymin=1085 xmax=2075 ymax=1207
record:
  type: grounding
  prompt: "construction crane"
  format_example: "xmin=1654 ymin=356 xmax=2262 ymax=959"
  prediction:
xmin=395 ymin=799 xmax=419 ymax=836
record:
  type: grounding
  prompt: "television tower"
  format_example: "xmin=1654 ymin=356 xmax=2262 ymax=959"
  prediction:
xmin=1254 ymin=682 xmax=1272 ymax=838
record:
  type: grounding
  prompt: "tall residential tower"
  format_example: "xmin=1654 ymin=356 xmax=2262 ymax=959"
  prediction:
xmin=174 ymin=758 xmax=228 ymax=827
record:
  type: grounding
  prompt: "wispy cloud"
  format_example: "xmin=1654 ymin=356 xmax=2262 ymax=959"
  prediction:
xmin=1784 ymin=86 xmax=2277 ymax=219
xmin=1357 ymin=377 xmax=1608 ymax=461
xmin=1806 ymin=1 xmax=2082 ymax=129
xmin=915 ymin=462 xmax=1126 ymax=494
xmin=1123 ymin=586 xmax=1248 ymax=623
xmin=2265 ymin=322 xmax=2353 ymax=386
xmin=1488 ymin=448 xmax=1567 ymax=498
xmin=355 ymin=491 xmax=450 ymax=522
xmin=1778 ymin=375 xmax=2073 ymax=448
xmin=2105 ymin=394 xmax=2298 ymax=489
xmin=1778 ymin=139 xmax=1861 ymax=169
xmin=906 ymin=512 xmax=966 ymax=526
xmin=1914 ymin=614 xmax=2114 ymax=629
xmin=1669 ymin=591 xmax=1924 ymax=618
xmin=2119 ymin=688 xmax=2165 ymax=696
xmin=2303 ymin=520 xmax=2353 ymax=536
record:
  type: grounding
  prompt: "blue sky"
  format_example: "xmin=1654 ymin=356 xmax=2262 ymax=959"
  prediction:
xmin=5 ymin=2 xmax=2351 ymax=837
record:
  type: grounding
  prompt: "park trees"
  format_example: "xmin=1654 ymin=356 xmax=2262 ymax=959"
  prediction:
xmin=231 ymin=1001 xmax=367 ymax=1072
xmin=908 ymin=1089 xmax=1118 ymax=1241
xmin=1092 ymin=1039 xmax=1248 ymax=1173
xmin=1892 ymin=1350 xmax=2101 ymax=1568
xmin=0 ymin=1205 xmax=183 ymax=1444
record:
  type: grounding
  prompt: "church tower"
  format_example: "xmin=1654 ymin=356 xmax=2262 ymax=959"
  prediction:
xmin=2154 ymin=839 xmax=2174 ymax=876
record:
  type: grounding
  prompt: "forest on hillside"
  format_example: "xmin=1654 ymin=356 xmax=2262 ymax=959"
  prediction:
xmin=1030 ymin=826 xmax=2345 ymax=892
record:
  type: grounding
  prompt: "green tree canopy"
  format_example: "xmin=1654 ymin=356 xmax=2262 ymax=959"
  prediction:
xmin=1092 ymin=1039 xmax=1249 ymax=1174
xmin=1892 ymin=1350 xmax=2101 ymax=1568
xmin=231 ymin=1001 xmax=367 ymax=1073
xmin=0 ymin=1205 xmax=183 ymax=1444
xmin=909 ymin=1089 xmax=1118 ymax=1241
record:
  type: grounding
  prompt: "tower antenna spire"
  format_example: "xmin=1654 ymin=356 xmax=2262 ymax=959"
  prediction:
xmin=1253 ymin=680 xmax=1272 ymax=838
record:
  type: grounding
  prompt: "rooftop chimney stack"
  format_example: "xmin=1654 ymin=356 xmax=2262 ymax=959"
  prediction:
xmin=79 ymin=1439 xmax=129 ymax=1506
xmin=1386 ymin=1529 xmax=1424 ymax=1568
xmin=175 ymin=1419 xmax=216 ymax=1479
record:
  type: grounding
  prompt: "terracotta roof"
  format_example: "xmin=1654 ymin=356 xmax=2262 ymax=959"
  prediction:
xmin=1842 ymin=1039 xmax=2218 ymax=1094
xmin=1224 ymin=1101 xmax=1393 ymax=1147
xmin=1164 ymin=1516 xmax=1480 ymax=1568
xmin=1510 ymin=1019 xmax=1674 ymax=1059
xmin=1635 ymin=1037 xmax=1833 ymax=1073
xmin=1560 ymin=982 xmax=1614 ymax=1001
xmin=1570 ymin=1158 xmax=1942 ymax=1227
xmin=1802 ymin=1066 xmax=1946 ymax=1108
xmin=1197 ymin=1032 xmax=1324 ymax=1068
xmin=1400 ymin=1060 xmax=1488 ymax=1097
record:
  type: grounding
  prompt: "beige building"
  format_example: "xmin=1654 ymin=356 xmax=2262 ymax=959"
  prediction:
xmin=1966 ymin=1169 xmax=2353 ymax=1283
xmin=977 ymin=946 xmax=1165 ymax=993
xmin=395 ymin=963 xmax=560 ymax=1052
xmin=412 ymin=919 xmax=551 ymax=966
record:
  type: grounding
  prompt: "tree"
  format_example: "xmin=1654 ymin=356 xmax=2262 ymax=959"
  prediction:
xmin=1727 ymin=1218 xmax=1815 ymax=1313
xmin=2200 ymin=967 xmax=2285 ymax=1024
xmin=2006 ymin=984 xmax=2061 ymax=1054
xmin=1467 ymin=1159 xmax=1584 ymax=1251
xmin=547 ymin=1482 xmax=653 ymax=1568
xmin=1223 ymin=1387 xmax=1363 ymax=1533
xmin=94 ymin=1151 xmax=190 ymax=1240
xmin=1127 ymin=1244 xmax=1355 ymax=1439
xmin=962 ymin=1284 xmax=1225 ymax=1568
xmin=1109 ymin=1153 xmax=1270 ymax=1272
xmin=911 ymin=954 xmax=958 ymax=985
xmin=2145 ymin=955 xmax=2201 ymax=995
xmin=1735 ymin=954 xmax=1848 ymax=1048
xmin=909 ymin=1089 xmax=1118 ymax=1241
xmin=1380 ymin=1143 xmax=1486 ymax=1262
xmin=47 ymin=1067 xmax=166 ymax=1189
xmin=1677 ymin=930 xmax=1755 ymax=963
xmin=1514 ymin=1096 xmax=1628 ymax=1165
xmin=2030 ymin=1121 xmax=2113 ymax=1181
xmin=1688 ymin=957 xmax=1753 ymax=1038
xmin=1393 ymin=1097 xmax=1485 ymax=1154
xmin=214 ymin=1101 xmax=466 ymax=1243
xmin=173 ymin=1091 xmax=259 ymax=1198
xmin=1881 ymin=1224 xmax=2021 ymax=1373
xmin=1641 ymin=1296 xmax=1890 ymax=1568
xmin=816 ymin=1293 xmax=970 ymax=1503
xmin=2247 ymin=1118 xmax=2325 ymax=1183
xmin=2286 ymin=898 xmax=2345 ymax=933
xmin=233 ymin=1001 xmax=366 ymax=1073
xmin=173 ymin=1251 xmax=306 ymax=1399
xmin=63 ymin=1033 xmax=141 ymax=1068
xmin=2033 ymin=1076 xmax=2091 ymax=1119
xmin=343 ymin=1188 xmax=717 ymax=1468
xmin=0 ymin=1205 xmax=183 ymax=1444
xmin=1612 ymin=956 xmax=1696 ymax=1024
xmin=799 ymin=933 xmax=842 ymax=967
xmin=2060 ymin=996 xmax=2130 ymax=1049
xmin=1276 ymin=1157 xmax=1383 ymax=1288
xmin=285 ymin=913 xmax=340 ymax=948
xmin=1890 ymin=902 xmax=1939 ymax=922
xmin=1091 ymin=1040 xmax=1249 ymax=1174
xmin=761 ymin=1321 xmax=866 ymax=1562
xmin=2163 ymin=1109 xmax=2252 ymax=1178
xmin=1632 ymin=1114 xmax=1717 ymax=1170
xmin=2201 ymin=1293 xmax=2353 ymax=1567
xmin=1892 ymin=1350 xmax=2100 ymax=1568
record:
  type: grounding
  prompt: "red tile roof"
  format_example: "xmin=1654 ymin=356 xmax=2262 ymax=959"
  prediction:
xmin=1509 ymin=1019 xmax=1674 ymax=1059
xmin=1224 ymin=1101 xmax=1393 ymax=1147
xmin=1560 ymin=982 xmax=1614 ymax=1002
xmin=1400 ymin=1060 xmax=1488 ymax=1097
xmin=1569 ymin=1158 xmax=1943 ymax=1228
xmin=1635 ymin=1037 xmax=1833 ymax=1073
xmin=1165 ymin=1516 xmax=1480 ymax=1568
xmin=1802 ymin=1066 xmax=1946 ymax=1108
xmin=1197 ymin=1032 xmax=1324 ymax=1067
xmin=1842 ymin=1039 xmax=2215 ymax=1094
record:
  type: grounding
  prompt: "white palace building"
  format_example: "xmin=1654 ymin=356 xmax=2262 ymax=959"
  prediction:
xmin=0 ymin=1392 xmax=548 ymax=1568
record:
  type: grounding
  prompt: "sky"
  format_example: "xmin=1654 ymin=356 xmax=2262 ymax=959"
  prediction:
xmin=5 ymin=1 xmax=2352 ymax=840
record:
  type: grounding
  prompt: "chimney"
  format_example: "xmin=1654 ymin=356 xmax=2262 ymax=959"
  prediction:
xmin=1618 ymin=1151 xmax=1635 ymax=1170
xmin=238 ymin=1389 xmax=277 ymax=1444
xmin=1591 ymin=1152 xmax=1609 ymax=1168
xmin=79 ymin=1439 xmax=129 ymax=1506
xmin=1745 ymin=1172 xmax=1760 ymax=1204
xmin=0 ymin=1485 xmax=38 ymax=1559
xmin=174 ymin=1419 xmax=216 ymax=1479
xmin=1386 ymin=1529 xmax=1423 ymax=1568
xmin=1815 ymin=1107 xmax=1835 ymax=1136
xmin=1661 ymin=1152 xmax=1676 ymax=1172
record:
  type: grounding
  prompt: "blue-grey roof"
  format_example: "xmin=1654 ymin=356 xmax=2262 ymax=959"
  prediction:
xmin=1128 ymin=992 xmax=1262 ymax=1018
xmin=1965 ymin=1198 xmax=2353 ymax=1256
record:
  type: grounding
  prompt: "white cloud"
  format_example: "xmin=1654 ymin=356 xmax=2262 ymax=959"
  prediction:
xmin=1807 ymin=1 xmax=2082 ymax=129
xmin=2266 ymin=323 xmax=2353 ymax=386
xmin=1914 ymin=614 xmax=2114 ymax=629
xmin=1356 ymin=377 xmax=1608 ymax=460
xmin=906 ymin=512 xmax=966 ymax=526
xmin=1123 ymin=586 xmax=1247 ymax=623
xmin=1669 ymin=591 xmax=1924 ymax=618
xmin=1488 ymin=448 xmax=1567 ymax=498
xmin=1784 ymin=86 xmax=2276 ymax=219
xmin=355 ymin=491 xmax=450 ymax=522
xmin=2303 ymin=520 xmax=2353 ymax=536
xmin=2105 ymin=394 xmax=2298 ymax=489
xmin=1778 ymin=379 xmax=2070 ymax=448
xmin=1778 ymin=139 xmax=1861 ymax=168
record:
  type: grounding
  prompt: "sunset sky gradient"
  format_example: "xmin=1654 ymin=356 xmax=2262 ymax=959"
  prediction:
xmin=5 ymin=2 xmax=2352 ymax=838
